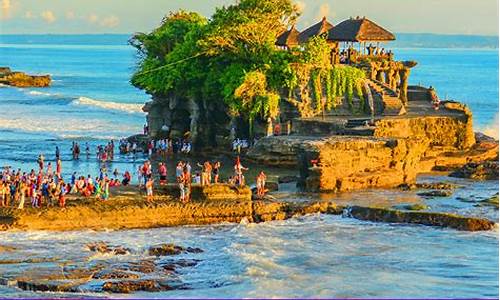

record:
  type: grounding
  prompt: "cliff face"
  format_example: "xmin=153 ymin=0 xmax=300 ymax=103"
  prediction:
xmin=144 ymin=94 xmax=231 ymax=147
xmin=301 ymin=137 xmax=428 ymax=192
xmin=0 ymin=68 xmax=51 ymax=87
xmin=373 ymin=105 xmax=475 ymax=150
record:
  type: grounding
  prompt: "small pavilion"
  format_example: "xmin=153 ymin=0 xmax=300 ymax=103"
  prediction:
xmin=298 ymin=17 xmax=334 ymax=44
xmin=327 ymin=17 xmax=396 ymax=63
xmin=275 ymin=25 xmax=300 ymax=50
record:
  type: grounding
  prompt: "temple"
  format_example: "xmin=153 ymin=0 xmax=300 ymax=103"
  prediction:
xmin=139 ymin=15 xmax=492 ymax=193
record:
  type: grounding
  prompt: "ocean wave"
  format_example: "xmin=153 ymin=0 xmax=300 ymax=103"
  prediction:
xmin=73 ymin=96 xmax=144 ymax=114
xmin=0 ymin=117 xmax=138 ymax=140
xmin=28 ymin=90 xmax=54 ymax=97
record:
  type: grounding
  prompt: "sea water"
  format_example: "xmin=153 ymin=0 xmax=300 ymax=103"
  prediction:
xmin=0 ymin=35 xmax=498 ymax=298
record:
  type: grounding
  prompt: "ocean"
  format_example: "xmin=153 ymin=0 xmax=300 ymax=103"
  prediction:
xmin=0 ymin=34 xmax=498 ymax=298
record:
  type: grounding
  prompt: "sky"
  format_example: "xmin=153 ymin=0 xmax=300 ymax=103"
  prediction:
xmin=0 ymin=0 xmax=498 ymax=36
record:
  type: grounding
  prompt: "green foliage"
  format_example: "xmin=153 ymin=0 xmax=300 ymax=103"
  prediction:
xmin=131 ymin=0 xmax=300 ymax=134
xmin=300 ymin=35 xmax=331 ymax=66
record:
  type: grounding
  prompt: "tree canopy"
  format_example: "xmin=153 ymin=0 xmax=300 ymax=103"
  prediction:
xmin=130 ymin=0 xmax=367 ymax=136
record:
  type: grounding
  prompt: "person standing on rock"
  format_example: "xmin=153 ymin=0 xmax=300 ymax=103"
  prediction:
xmin=256 ymin=171 xmax=267 ymax=198
xmin=144 ymin=175 xmax=153 ymax=202
xmin=182 ymin=166 xmax=191 ymax=203
xmin=234 ymin=156 xmax=248 ymax=187
xmin=159 ymin=163 xmax=167 ymax=185
xmin=213 ymin=161 xmax=221 ymax=184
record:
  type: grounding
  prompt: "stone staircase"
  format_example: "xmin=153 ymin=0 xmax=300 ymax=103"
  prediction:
xmin=366 ymin=79 xmax=406 ymax=116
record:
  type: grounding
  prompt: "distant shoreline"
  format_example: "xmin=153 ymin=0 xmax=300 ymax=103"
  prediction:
xmin=0 ymin=33 xmax=498 ymax=49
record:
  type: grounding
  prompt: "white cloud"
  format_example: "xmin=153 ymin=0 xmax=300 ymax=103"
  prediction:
xmin=41 ymin=10 xmax=56 ymax=23
xmin=24 ymin=10 xmax=34 ymax=19
xmin=1 ymin=0 xmax=11 ymax=19
xmin=87 ymin=13 xmax=98 ymax=24
xmin=100 ymin=15 xmax=120 ymax=28
xmin=65 ymin=11 xmax=75 ymax=20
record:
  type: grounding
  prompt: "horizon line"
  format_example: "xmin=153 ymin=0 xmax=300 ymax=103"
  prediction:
xmin=0 ymin=32 xmax=498 ymax=38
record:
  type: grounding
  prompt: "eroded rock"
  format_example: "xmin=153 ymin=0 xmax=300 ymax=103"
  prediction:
xmin=86 ymin=242 xmax=130 ymax=255
xmin=348 ymin=206 xmax=495 ymax=231
xmin=450 ymin=161 xmax=499 ymax=180
xmin=148 ymin=244 xmax=203 ymax=256
xmin=417 ymin=190 xmax=453 ymax=197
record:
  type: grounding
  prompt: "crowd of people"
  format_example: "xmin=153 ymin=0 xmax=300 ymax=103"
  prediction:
xmin=119 ymin=138 xmax=193 ymax=156
xmin=0 ymin=138 xmax=270 ymax=210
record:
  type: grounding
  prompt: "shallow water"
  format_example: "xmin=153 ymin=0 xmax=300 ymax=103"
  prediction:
xmin=0 ymin=35 xmax=498 ymax=298
xmin=0 ymin=214 xmax=497 ymax=298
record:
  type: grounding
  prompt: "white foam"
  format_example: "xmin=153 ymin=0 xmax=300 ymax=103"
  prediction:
xmin=28 ymin=90 xmax=53 ymax=97
xmin=73 ymin=96 xmax=144 ymax=114
xmin=479 ymin=114 xmax=499 ymax=140
xmin=0 ymin=117 xmax=138 ymax=139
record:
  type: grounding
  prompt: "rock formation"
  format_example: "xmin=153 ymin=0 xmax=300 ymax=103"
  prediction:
xmin=0 ymin=67 xmax=51 ymax=87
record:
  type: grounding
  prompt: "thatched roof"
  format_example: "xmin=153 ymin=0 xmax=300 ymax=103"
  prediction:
xmin=275 ymin=25 xmax=300 ymax=47
xmin=328 ymin=17 xmax=395 ymax=42
xmin=298 ymin=17 xmax=334 ymax=43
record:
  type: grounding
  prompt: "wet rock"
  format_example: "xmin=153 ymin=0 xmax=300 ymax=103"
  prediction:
xmin=417 ymin=190 xmax=453 ymax=197
xmin=17 ymin=280 xmax=79 ymax=293
xmin=159 ymin=258 xmax=200 ymax=272
xmin=415 ymin=182 xmax=457 ymax=190
xmin=348 ymin=206 xmax=496 ymax=231
xmin=102 ymin=280 xmax=174 ymax=293
xmin=86 ymin=242 xmax=130 ymax=255
xmin=123 ymin=260 xmax=156 ymax=274
xmin=393 ymin=204 xmax=429 ymax=211
xmin=186 ymin=247 xmax=204 ymax=254
xmin=450 ymin=161 xmax=499 ymax=180
xmin=92 ymin=269 xmax=140 ymax=280
xmin=148 ymin=244 xmax=203 ymax=256
xmin=475 ymin=194 xmax=499 ymax=209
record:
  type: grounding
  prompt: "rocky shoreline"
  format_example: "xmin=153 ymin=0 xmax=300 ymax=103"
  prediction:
xmin=0 ymin=183 xmax=495 ymax=233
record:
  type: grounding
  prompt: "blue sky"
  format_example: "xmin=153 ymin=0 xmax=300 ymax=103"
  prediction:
xmin=1 ymin=0 xmax=498 ymax=35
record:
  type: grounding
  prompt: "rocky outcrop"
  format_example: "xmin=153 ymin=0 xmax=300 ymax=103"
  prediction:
xmin=0 ymin=67 xmax=51 ymax=87
xmin=450 ymin=161 xmax=499 ymax=180
xmin=300 ymin=136 xmax=428 ymax=192
xmin=347 ymin=206 xmax=496 ymax=231
xmin=373 ymin=108 xmax=475 ymax=150
xmin=1 ymin=186 xmax=494 ymax=232
xmin=148 ymin=244 xmax=203 ymax=256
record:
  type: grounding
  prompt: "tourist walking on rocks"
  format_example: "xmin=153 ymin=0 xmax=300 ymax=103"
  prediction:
xmin=198 ymin=161 xmax=212 ymax=186
xmin=145 ymin=176 xmax=154 ymax=202
xmin=213 ymin=161 xmax=221 ymax=184
xmin=159 ymin=163 xmax=167 ymax=185
xmin=234 ymin=157 xmax=248 ymax=187
xmin=256 ymin=171 xmax=267 ymax=198
xmin=137 ymin=165 xmax=143 ymax=187
xmin=182 ymin=166 xmax=191 ymax=203
xmin=17 ymin=181 xmax=26 ymax=209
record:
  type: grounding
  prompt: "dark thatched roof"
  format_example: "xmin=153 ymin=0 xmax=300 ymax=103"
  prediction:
xmin=275 ymin=25 xmax=300 ymax=47
xmin=298 ymin=17 xmax=334 ymax=43
xmin=328 ymin=17 xmax=395 ymax=42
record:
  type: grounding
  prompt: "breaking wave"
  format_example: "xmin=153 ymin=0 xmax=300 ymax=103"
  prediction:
xmin=479 ymin=114 xmax=499 ymax=140
xmin=73 ymin=96 xmax=144 ymax=114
